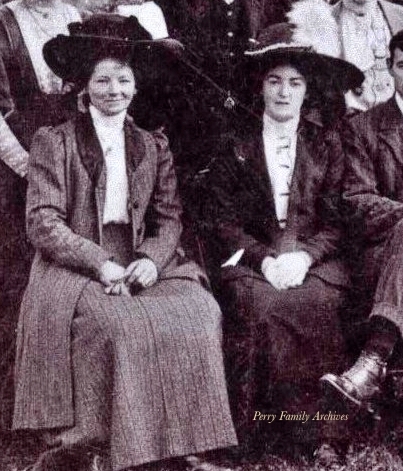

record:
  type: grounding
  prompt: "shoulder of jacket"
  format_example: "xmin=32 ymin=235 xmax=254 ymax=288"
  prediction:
xmin=149 ymin=127 xmax=170 ymax=152
xmin=125 ymin=116 xmax=168 ymax=148
xmin=34 ymin=119 xmax=75 ymax=142
xmin=349 ymin=102 xmax=387 ymax=130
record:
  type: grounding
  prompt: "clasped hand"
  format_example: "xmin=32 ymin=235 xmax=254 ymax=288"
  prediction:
xmin=99 ymin=258 xmax=158 ymax=296
xmin=261 ymin=251 xmax=312 ymax=291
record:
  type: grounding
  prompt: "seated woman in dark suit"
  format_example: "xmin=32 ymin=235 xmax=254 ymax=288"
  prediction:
xmin=206 ymin=22 xmax=364 ymax=462
xmin=12 ymin=14 xmax=237 ymax=471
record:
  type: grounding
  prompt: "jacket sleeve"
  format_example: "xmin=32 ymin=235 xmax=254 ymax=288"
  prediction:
xmin=343 ymin=114 xmax=403 ymax=241
xmin=0 ymin=14 xmax=29 ymax=174
xmin=135 ymin=130 xmax=183 ymax=272
xmin=296 ymin=129 xmax=345 ymax=264
xmin=27 ymin=127 xmax=111 ymax=277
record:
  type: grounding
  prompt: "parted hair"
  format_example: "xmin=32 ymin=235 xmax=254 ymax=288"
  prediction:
xmin=389 ymin=29 xmax=403 ymax=64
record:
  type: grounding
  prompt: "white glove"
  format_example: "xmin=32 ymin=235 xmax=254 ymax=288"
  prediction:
xmin=274 ymin=251 xmax=313 ymax=290
xmin=124 ymin=258 xmax=158 ymax=289
xmin=261 ymin=256 xmax=282 ymax=289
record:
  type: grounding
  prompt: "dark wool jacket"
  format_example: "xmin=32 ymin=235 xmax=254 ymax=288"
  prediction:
xmin=207 ymin=113 xmax=350 ymax=288
xmin=343 ymin=97 xmax=403 ymax=243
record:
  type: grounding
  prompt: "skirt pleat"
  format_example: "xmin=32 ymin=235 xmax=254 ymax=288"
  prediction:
xmin=54 ymin=278 xmax=237 ymax=471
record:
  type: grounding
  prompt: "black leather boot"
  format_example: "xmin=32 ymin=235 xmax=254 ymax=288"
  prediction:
xmin=320 ymin=351 xmax=387 ymax=413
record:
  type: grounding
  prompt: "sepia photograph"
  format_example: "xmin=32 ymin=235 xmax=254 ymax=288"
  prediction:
xmin=1 ymin=0 xmax=403 ymax=470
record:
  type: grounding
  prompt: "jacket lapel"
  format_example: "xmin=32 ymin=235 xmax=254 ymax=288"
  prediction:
xmin=124 ymin=118 xmax=148 ymax=208
xmin=75 ymin=112 xmax=106 ymax=238
xmin=279 ymin=115 xmax=324 ymax=251
xmin=75 ymin=112 xmax=104 ymax=185
xmin=287 ymin=126 xmax=313 ymax=225
xmin=235 ymin=134 xmax=276 ymax=210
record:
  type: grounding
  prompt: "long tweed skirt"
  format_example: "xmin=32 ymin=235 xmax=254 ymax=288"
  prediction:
xmin=51 ymin=277 xmax=237 ymax=471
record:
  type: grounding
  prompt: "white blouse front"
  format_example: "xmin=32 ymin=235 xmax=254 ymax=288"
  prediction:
xmin=89 ymin=105 xmax=130 ymax=225
xmin=262 ymin=113 xmax=299 ymax=228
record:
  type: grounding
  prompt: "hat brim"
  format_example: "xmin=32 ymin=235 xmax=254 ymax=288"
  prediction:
xmin=43 ymin=35 xmax=183 ymax=83
xmin=246 ymin=47 xmax=364 ymax=92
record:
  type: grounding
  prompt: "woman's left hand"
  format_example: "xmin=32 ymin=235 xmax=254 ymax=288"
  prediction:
xmin=125 ymin=258 xmax=158 ymax=289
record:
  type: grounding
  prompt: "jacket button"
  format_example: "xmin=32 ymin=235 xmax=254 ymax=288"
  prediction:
xmin=132 ymin=201 xmax=139 ymax=209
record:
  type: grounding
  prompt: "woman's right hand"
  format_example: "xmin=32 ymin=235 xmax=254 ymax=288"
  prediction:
xmin=99 ymin=260 xmax=130 ymax=296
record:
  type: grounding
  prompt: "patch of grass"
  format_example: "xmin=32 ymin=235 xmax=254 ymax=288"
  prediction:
xmin=0 ymin=430 xmax=402 ymax=471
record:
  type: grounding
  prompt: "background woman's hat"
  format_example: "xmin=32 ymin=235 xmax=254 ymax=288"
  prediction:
xmin=245 ymin=22 xmax=364 ymax=91
xmin=43 ymin=14 xmax=183 ymax=83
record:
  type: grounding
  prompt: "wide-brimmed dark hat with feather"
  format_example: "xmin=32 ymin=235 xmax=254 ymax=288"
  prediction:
xmin=43 ymin=13 xmax=183 ymax=84
xmin=245 ymin=22 xmax=364 ymax=91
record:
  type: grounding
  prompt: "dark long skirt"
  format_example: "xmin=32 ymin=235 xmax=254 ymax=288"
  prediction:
xmin=220 ymin=265 xmax=347 ymax=445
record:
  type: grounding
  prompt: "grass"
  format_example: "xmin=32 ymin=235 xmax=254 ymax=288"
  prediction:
xmin=1 ymin=415 xmax=402 ymax=471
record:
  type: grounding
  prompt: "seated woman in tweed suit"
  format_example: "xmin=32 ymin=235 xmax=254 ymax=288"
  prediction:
xmin=12 ymin=14 xmax=237 ymax=471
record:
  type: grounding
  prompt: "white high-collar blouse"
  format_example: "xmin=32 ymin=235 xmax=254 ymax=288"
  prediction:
xmin=89 ymin=105 xmax=130 ymax=225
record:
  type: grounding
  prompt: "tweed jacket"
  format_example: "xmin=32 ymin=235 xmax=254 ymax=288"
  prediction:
xmin=332 ymin=0 xmax=403 ymax=35
xmin=209 ymin=113 xmax=350 ymax=288
xmin=13 ymin=112 xmax=203 ymax=430
xmin=343 ymin=97 xmax=403 ymax=244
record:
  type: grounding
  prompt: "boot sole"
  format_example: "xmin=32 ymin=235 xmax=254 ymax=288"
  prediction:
xmin=320 ymin=374 xmax=364 ymax=408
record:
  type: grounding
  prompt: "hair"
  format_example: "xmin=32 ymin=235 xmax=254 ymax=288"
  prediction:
xmin=72 ymin=46 xmax=139 ymax=91
xmin=389 ymin=31 xmax=403 ymax=65
xmin=250 ymin=55 xmax=346 ymax=126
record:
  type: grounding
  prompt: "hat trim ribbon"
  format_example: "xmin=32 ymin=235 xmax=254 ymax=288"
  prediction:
xmin=245 ymin=43 xmax=314 ymax=56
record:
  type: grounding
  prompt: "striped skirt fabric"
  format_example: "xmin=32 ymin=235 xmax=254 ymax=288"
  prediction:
xmin=51 ymin=278 xmax=237 ymax=471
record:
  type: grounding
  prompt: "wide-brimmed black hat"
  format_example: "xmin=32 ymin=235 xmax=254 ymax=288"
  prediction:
xmin=245 ymin=23 xmax=364 ymax=92
xmin=43 ymin=14 xmax=183 ymax=83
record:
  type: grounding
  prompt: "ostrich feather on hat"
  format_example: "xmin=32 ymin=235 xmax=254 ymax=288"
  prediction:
xmin=287 ymin=0 xmax=342 ymax=59
xmin=244 ymin=16 xmax=363 ymax=91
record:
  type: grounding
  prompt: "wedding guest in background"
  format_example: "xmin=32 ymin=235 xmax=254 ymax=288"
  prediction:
xmin=156 ymin=0 xmax=291 ymax=104
xmin=76 ymin=0 xmax=169 ymax=38
xmin=114 ymin=0 xmax=168 ymax=38
xmin=321 ymin=28 xmax=403 ymax=424
xmin=0 ymin=0 xmax=80 ymax=427
xmin=205 ymin=21 xmax=363 ymax=464
xmin=289 ymin=0 xmax=403 ymax=112
xmin=12 ymin=14 xmax=237 ymax=471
